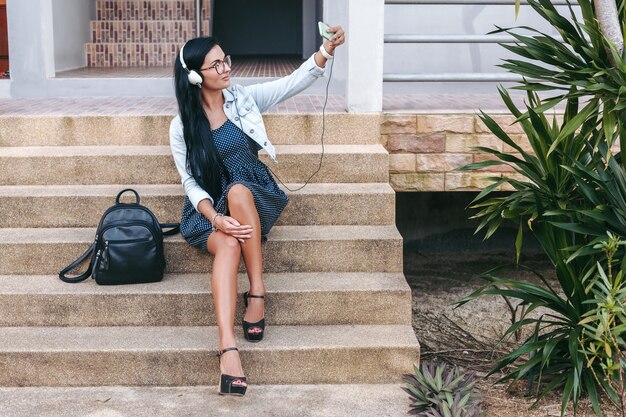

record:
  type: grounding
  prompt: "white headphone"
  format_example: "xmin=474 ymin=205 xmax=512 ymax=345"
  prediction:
xmin=179 ymin=42 xmax=203 ymax=88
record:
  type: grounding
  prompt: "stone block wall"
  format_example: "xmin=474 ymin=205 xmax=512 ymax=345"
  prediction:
xmin=382 ymin=114 xmax=529 ymax=192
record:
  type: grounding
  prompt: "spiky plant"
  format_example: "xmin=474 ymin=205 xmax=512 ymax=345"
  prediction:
xmin=402 ymin=361 xmax=484 ymax=416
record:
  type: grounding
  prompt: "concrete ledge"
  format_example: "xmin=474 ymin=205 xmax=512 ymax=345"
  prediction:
xmin=0 ymin=183 xmax=396 ymax=227
xmin=0 ymin=384 xmax=411 ymax=417
xmin=0 ymin=325 xmax=420 ymax=385
xmin=0 ymin=272 xmax=412 ymax=326
xmin=0 ymin=113 xmax=379 ymax=147
xmin=0 ymin=145 xmax=389 ymax=185
xmin=0 ymin=225 xmax=404 ymax=275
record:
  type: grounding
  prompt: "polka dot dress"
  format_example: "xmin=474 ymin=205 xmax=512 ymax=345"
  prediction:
xmin=180 ymin=119 xmax=289 ymax=251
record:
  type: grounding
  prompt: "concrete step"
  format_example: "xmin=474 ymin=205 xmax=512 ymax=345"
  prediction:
xmin=0 ymin=145 xmax=389 ymax=185
xmin=0 ymin=272 xmax=411 ymax=326
xmin=0 ymin=225 xmax=403 ymax=275
xmin=96 ymin=0 xmax=209 ymax=21
xmin=91 ymin=20 xmax=208 ymax=43
xmin=0 ymin=114 xmax=381 ymax=147
xmin=86 ymin=42 xmax=179 ymax=67
xmin=0 ymin=183 xmax=395 ymax=227
xmin=0 ymin=384 xmax=410 ymax=417
xmin=0 ymin=324 xmax=420 ymax=386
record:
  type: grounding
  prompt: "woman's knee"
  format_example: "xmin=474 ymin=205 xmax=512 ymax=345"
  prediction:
xmin=208 ymin=233 xmax=241 ymax=256
xmin=220 ymin=234 xmax=241 ymax=254
xmin=227 ymin=184 xmax=253 ymax=205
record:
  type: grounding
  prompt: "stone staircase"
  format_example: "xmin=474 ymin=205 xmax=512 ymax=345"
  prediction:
xmin=0 ymin=106 xmax=420 ymax=413
xmin=87 ymin=0 xmax=210 ymax=67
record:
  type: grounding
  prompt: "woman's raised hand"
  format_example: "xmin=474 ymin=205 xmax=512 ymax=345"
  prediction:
xmin=324 ymin=25 xmax=345 ymax=54
xmin=214 ymin=215 xmax=253 ymax=243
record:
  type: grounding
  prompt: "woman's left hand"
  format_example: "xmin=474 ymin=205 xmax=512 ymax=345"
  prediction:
xmin=324 ymin=25 xmax=345 ymax=54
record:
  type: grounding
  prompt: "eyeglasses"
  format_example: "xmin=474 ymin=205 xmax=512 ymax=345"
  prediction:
xmin=201 ymin=55 xmax=232 ymax=74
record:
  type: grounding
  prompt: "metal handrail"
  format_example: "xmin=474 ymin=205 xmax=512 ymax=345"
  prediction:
xmin=385 ymin=34 xmax=516 ymax=43
xmin=386 ymin=0 xmax=572 ymax=4
xmin=196 ymin=0 xmax=202 ymax=37
xmin=382 ymin=0 xmax=568 ymax=82
xmin=383 ymin=73 xmax=522 ymax=82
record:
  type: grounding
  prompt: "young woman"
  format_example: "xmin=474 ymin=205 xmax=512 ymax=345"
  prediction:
xmin=170 ymin=26 xmax=345 ymax=396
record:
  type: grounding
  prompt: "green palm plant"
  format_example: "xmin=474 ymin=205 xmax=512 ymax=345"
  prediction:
xmin=455 ymin=0 xmax=626 ymax=415
xmin=457 ymin=91 xmax=602 ymax=414
xmin=496 ymin=0 xmax=626 ymax=154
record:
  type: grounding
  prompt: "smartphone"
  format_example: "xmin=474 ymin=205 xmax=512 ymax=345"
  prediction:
xmin=318 ymin=21 xmax=333 ymax=40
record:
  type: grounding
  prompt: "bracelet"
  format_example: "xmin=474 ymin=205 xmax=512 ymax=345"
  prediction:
xmin=211 ymin=213 xmax=223 ymax=230
xmin=319 ymin=44 xmax=334 ymax=60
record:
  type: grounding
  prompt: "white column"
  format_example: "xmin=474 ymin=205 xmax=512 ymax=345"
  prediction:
xmin=346 ymin=0 xmax=384 ymax=112
xmin=7 ymin=0 xmax=55 ymax=96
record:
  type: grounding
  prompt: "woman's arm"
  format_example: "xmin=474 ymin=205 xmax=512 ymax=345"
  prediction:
xmin=197 ymin=198 xmax=253 ymax=243
xmin=170 ymin=118 xmax=252 ymax=242
xmin=246 ymin=25 xmax=345 ymax=113
xmin=169 ymin=117 xmax=214 ymax=210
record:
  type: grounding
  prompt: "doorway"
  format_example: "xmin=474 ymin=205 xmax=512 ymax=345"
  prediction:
xmin=211 ymin=0 xmax=322 ymax=77
xmin=212 ymin=0 xmax=303 ymax=56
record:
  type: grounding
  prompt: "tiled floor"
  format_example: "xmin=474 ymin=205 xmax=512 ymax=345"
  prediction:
xmin=56 ymin=55 xmax=304 ymax=79
xmin=382 ymin=93 xmax=530 ymax=113
xmin=0 ymin=93 xmax=535 ymax=115
xmin=56 ymin=67 xmax=174 ymax=79
xmin=0 ymin=95 xmax=346 ymax=115
xmin=0 ymin=94 xmax=523 ymax=116
xmin=230 ymin=55 xmax=304 ymax=78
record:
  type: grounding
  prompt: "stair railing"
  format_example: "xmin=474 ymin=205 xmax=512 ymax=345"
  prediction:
xmin=384 ymin=0 xmax=573 ymax=82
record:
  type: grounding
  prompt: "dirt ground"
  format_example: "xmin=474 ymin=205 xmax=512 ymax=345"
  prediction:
xmin=403 ymin=230 xmax=623 ymax=417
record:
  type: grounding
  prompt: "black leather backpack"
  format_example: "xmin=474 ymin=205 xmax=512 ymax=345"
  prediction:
xmin=59 ymin=189 xmax=179 ymax=285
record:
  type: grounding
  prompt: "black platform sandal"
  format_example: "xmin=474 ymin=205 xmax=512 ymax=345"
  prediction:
xmin=216 ymin=347 xmax=247 ymax=396
xmin=242 ymin=291 xmax=265 ymax=343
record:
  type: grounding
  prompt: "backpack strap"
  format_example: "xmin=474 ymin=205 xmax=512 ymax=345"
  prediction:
xmin=161 ymin=223 xmax=180 ymax=236
xmin=58 ymin=242 xmax=95 ymax=283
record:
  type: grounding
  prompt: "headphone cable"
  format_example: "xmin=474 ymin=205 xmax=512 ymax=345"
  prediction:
xmin=235 ymin=51 xmax=335 ymax=192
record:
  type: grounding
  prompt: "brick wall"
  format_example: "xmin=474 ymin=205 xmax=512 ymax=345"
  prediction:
xmin=88 ymin=0 xmax=211 ymax=67
xmin=381 ymin=114 xmax=529 ymax=192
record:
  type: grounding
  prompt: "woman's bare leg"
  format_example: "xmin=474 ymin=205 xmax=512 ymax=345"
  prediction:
xmin=207 ymin=231 xmax=246 ymax=381
xmin=227 ymin=184 xmax=265 ymax=324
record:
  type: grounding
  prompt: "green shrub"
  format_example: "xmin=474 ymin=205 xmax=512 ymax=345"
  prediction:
xmin=455 ymin=0 xmax=626 ymax=415
xmin=579 ymin=233 xmax=626 ymax=410
xmin=402 ymin=361 xmax=484 ymax=416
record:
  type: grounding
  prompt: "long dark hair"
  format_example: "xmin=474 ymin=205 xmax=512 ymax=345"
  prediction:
xmin=174 ymin=36 xmax=230 ymax=200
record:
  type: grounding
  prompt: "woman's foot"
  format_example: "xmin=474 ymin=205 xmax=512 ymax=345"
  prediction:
xmin=218 ymin=346 xmax=246 ymax=380
xmin=243 ymin=291 xmax=266 ymax=342
xmin=217 ymin=347 xmax=247 ymax=396
xmin=243 ymin=291 xmax=265 ymax=324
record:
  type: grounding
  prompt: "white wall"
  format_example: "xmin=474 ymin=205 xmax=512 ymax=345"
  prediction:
xmin=346 ymin=0 xmax=384 ymax=112
xmin=322 ymin=0 xmax=348 ymax=98
xmin=383 ymin=4 xmax=582 ymax=76
xmin=7 ymin=0 xmax=55 ymax=96
xmin=0 ymin=80 xmax=10 ymax=98
xmin=52 ymin=0 xmax=94 ymax=72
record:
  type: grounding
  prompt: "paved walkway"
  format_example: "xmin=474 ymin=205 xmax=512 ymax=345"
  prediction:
xmin=0 ymin=95 xmax=345 ymax=115
xmin=0 ymin=93 xmax=530 ymax=116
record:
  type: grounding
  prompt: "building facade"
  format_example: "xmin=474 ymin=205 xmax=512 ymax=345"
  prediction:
xmin=1 ymin=0 xmax=574 ymax=111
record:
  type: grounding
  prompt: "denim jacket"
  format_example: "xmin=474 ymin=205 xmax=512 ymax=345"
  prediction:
xmin=170 ymin=52 xmax=328 ymax=210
